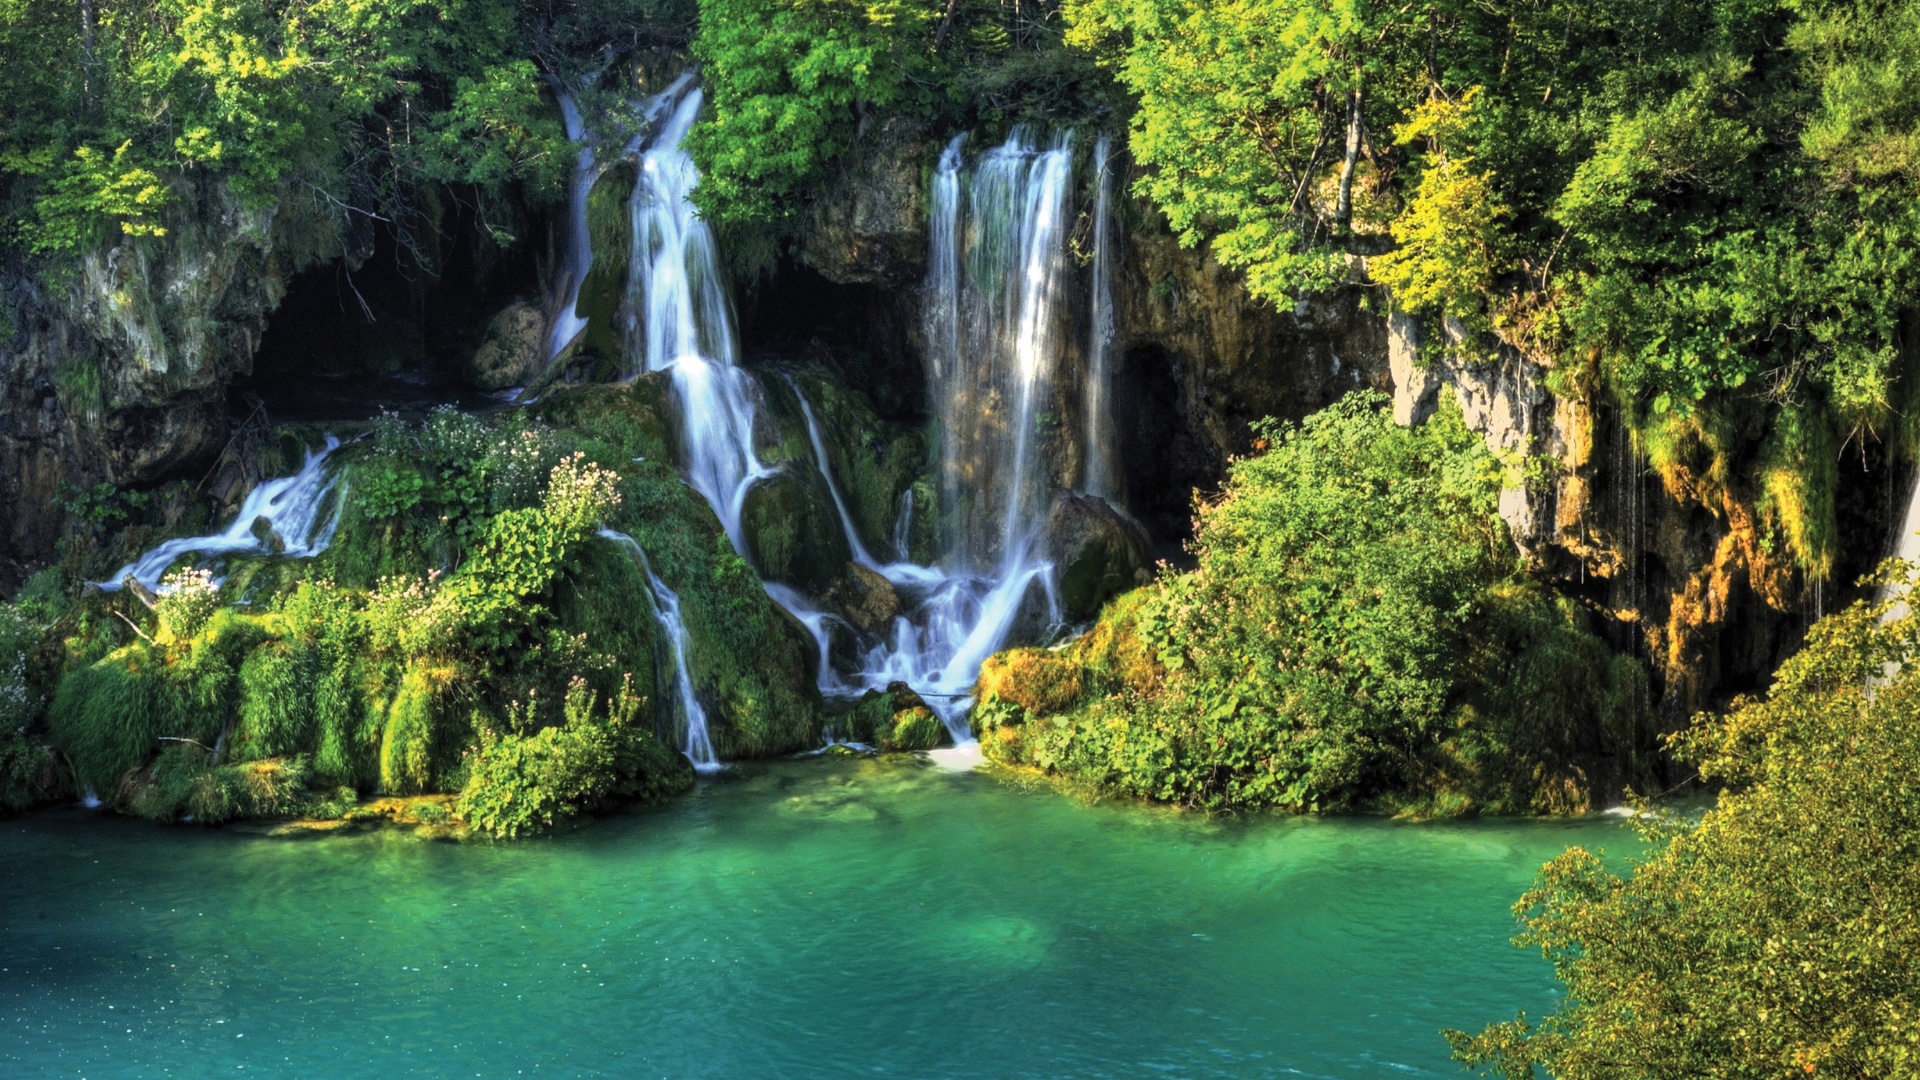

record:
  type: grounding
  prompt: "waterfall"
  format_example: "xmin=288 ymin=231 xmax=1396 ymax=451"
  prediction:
xmin=599 ymin=529 xmax=721 ymax=772
xmin=546 ymin=89 xmax=598 ymax=363
xmin=762 ymin=581 xmax=849 ymax=697
xmin=98 ymin=436 xmax=344 ymax=591
xmin=757 ymin=131 xmax=1076 ymax=742
xmin=623 ymin=81 xmax=770 ymax=553
xmin=1082 ymin=134 xmax=1119 ymax=501
xmin=932 ymin=129 xmax=1076 ymax=572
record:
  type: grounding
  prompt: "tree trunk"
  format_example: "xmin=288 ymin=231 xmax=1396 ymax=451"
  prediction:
xmin=1335 ymin=87 xmax=1364 ymax=227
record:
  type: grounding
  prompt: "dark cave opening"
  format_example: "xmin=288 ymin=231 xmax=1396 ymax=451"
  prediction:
xmin=1112 ymin=343 xmax=1215 ymax=562
xmin=738 ymin=259 xmax=929 ymax=425
xmin=236 ymin=194 xmax=545 ymax=423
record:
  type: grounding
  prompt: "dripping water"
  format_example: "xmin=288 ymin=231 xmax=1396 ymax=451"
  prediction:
xmin=1082 ymin=134 xmax=1119 ymax=502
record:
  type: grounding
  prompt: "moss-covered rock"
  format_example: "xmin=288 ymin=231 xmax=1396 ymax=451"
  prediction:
xmin=823 ymin=564 xmax=900 ymax=633
xmin=844 ymin=683 xmax=947 ymax=751
xmin=740 ymin=466 xmax=850 ymax=595
xmin=466 ymin=302 xmax=545 ymax=390
xmin=576 ymin=162 xmax=636 ymax=367
xmin=1045 ymin=491 xmax=1152 ymax=623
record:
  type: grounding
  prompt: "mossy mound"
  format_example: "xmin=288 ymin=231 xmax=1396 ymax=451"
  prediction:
xmin=844 ymin=684 xmax=948 ymax=752
xmin=38 ymin=381 xmax=823 ymax=833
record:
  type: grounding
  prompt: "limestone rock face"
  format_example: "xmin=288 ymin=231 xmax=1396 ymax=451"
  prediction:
xmin=466 ymin=302 xmax=545 ymax=391
xmin=798 ymin=118 xmax=931 ymax=288
xmin=1045 ymin=491 xmax=1153 ymax=623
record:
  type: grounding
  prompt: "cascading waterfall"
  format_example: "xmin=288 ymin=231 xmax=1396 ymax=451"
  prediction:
xmin=766 ymin=131 xmax=1075 ymax=741
xmin=1082 ymin=134 xmax=1119 ymax=502
xmin=623 ymin=80 xmax=770 ymax=553
xmin=98 ymin=437 xmax=344 ymax=591
xmin=599 ymin=529 xmax=721 ymax=771
xmin=546 ymin=89 xmax=599 ymax=363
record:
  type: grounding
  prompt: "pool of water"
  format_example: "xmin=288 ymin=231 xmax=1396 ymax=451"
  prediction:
xmin=0 ymin=756 xmax=1634 ymax=1078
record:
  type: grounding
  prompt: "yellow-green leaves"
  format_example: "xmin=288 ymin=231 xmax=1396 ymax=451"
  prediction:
xmin=28 ymin=142 xmax=170 ymax=252
xmin=1370 ymin=90 xmax=1504 ymax=331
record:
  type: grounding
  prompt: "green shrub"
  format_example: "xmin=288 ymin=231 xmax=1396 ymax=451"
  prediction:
xmin=978 ymin=392 xmax=1642 ymax=813
xmin=457 ymin=676 xmax=691 ymax=838
xmin=48 ymin=654 xmax=169 ymax=796
xmin=232 ymin=643 xmax=313 ymax=761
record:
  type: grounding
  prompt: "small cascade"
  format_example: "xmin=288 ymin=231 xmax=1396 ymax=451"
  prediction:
xmin=791 ymin=377 xmax=881 ymax=570
xmin=762 ymin=581 xmax=848 ymax=696
xmin=893 ymin=488 xmax=915 ymax=563
xmin=546 ymin=89 xmax=599 ymax=363
xmin=599 ymin=529 xmax=721 ymax=772
xmin=624 ymin=81 xmax=770 ymax=552
xmin=1082 ymin=134 xmax=1120 ymax=502
xmin=99 ymin=437 xmax=344 ymax=591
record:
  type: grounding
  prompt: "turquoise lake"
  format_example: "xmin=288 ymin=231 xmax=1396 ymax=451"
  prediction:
xmin=0 ymin=755 xmax=1636 ymax=1077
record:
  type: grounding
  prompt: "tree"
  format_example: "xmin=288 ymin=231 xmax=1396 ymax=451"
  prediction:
xmin=1447 ymin=566 xmax=1920 ymax=1077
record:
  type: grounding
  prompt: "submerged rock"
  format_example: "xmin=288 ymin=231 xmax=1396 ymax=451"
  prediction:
xmin=466 ymin=302 xmax=545 ymax=390
xmin=1045 ymin=491 xmax=1152 ymax=623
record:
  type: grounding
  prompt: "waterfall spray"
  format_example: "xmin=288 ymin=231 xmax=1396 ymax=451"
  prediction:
xmin=600 ymin=529 xmax=721 ymax=771
xmin=98 ymin=437 xmax=344 ymax=591
xmin=1082 ymin=135 xmax=1119 ymax=502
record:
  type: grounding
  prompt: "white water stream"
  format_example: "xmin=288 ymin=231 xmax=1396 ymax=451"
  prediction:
xmin=599 ymin=529 xmax=721 ymax=771
xmin=98 ymin=437 xmax=344 ymax=591
xmin=624 ymin=81 xmax=771 ymax=554
xmin=546 ymin=89 xmax=598 ymax=363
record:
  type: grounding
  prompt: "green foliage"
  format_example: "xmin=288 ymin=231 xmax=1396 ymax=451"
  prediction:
xmin=27 ymin=142 xmax=170 ymax=252
xmin=1449 ymin=568 xmax=1920 ymax=1077
xmin=1065 ymin=0 xmax=1406 ymax=303
xmin=1369 ymin=91 xmax=1503 ymax=334
xmin=457 ymin=675 xmax=691 ymax=837
xmin=1070 ymin=0 xmax=1920 ymax=577
xmin=979 ymin=393 xmax=1640 ymax=812
xmin=420 ymin=59 xmax=572 ymax=200
xmin=688 ymin=0 xmax=930 ymax=224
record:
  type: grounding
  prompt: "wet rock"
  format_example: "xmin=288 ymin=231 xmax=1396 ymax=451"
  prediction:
xmin=466 ymin=302 xmax=545 ymax=391
xmin=825 ymin=564 xmax=901 ymax=633
xmin=799 ymin=118 xmax=930 ymax=288
xmin=1045 ymin=491 xmax=1152 ymax=623
xmin=741 ymin=468 xmax=851 ymax=595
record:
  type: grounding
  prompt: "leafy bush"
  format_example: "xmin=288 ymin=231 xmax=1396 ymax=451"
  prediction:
xmin=1449 ymin=567 xmax=1920 ymax=1076
xmin=977 ymin=392 xmax=1641 ymax=812
xmin=457 ymin=676 xmax=691 ymax=838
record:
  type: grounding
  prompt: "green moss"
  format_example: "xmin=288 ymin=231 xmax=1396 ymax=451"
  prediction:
xmin=48 ymin=651 xmax=169 ymax=795
xmin=576 ymin=163 xmax=636 ymax=366
xmin=232 ymin=642 xmax=313 ymax=761
xmin=380 ymin=662 xmax=452 ymax=796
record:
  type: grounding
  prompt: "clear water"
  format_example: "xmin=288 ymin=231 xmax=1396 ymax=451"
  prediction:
xmin=0 ymin=757 xmax=1632 ymax=1078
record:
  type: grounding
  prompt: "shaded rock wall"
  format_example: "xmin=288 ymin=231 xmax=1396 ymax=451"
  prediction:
xmin=0 ymin=177 xmax=345 ymax=589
